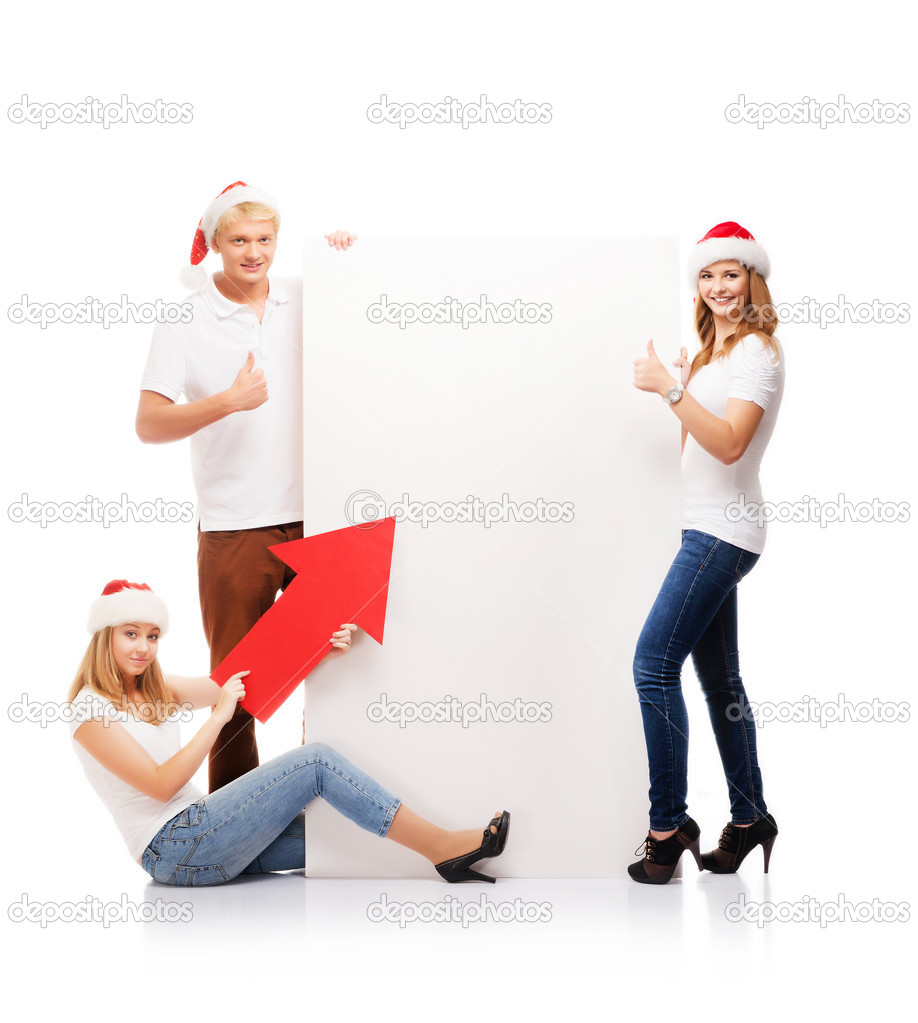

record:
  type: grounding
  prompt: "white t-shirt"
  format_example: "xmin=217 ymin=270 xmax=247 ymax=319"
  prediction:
xmin=68 ymin=686 xmax=204 ymax=862
xmin=140 ymin=274 xmax=304 ymax=531
xmin=681 ymin=334 xmax=785 ymax=555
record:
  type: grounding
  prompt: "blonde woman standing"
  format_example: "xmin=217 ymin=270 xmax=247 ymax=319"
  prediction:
xmin=628 ymin=223 xmax=784 ymax=884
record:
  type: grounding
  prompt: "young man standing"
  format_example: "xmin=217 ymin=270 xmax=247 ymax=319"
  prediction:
xmin=136 ymin=181 xmax=356 ymax=791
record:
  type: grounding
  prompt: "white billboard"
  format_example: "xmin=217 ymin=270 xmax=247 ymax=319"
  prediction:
xmin=301 ymin=238 xmax=681 ymax=877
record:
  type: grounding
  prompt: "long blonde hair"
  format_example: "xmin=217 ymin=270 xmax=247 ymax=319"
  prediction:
xmin=67 ymin=627 xmax=179 ymax=725
xmin=688 ymin=268 xmax=780 ymax=384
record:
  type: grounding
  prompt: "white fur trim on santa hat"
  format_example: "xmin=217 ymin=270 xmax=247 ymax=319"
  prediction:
xmin=200 ymin=184 xmax=279 ymax=248
xmin=87 ymin=583 xmax=169 ymax=635
xmin=180 ymin=264 xmax=212 ymax=293
xmin=687 ymin=235 xmax=770 ymax=290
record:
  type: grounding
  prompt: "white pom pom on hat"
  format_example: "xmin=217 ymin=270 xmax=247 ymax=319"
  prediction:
xmin=180 ymin=180 xmax=279 ymax=291
xmin=87 ymin=580 xmax=169 ymax=635
xmin=687 ymin=221 xmax=770 ymax=290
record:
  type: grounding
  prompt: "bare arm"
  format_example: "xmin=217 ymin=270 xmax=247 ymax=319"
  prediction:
xmin=73 ymin=675 xmax=246 ymax=802
xmin=135 ymin=352 xmax=268 ymax=444
xmin=668 ymin=393 xmax=764 ymax=465
xmin=136 ymin=389 xmax=233 ymax=444
xmin=166 ymin=674 xmax=223 ymax=711
xmin=635 ymin=340 xmax=765 ymax=465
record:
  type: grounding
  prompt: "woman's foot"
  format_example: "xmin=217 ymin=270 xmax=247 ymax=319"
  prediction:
xmin=385 ymin=806 xmax=511 ymax=882
xmin=628 ymin=817 xmax=703 ymax=884
xmin=435 ymin=810 xmax=511 ymax=883
xmin=433 ymin=811 xmax=503 ymax=864
xmin=701 ymin=814 xmax=778 ymax=873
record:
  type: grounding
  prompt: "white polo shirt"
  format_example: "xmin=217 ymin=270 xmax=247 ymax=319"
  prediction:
xmin=141 ymin=274 xmax=304 ymax=531
xmin=681 ymin=333 xmax=785 ymax=555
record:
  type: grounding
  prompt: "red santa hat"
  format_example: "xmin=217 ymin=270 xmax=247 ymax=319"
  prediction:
xmin=687 ymin=221 xmax=770 ymax=290
xmin=87 ymin=580 xmax=169 ymax=635
xmin=180 ymin=181 xmax=279 ymax=290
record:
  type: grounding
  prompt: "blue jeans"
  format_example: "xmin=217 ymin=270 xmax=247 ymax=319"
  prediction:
xmin=141 ymin=742 xmax=401 ymax=886
xmin=633 ymin=529 xmax=767 ymax=831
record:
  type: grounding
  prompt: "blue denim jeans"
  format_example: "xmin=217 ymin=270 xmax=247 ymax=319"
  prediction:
xmin=141 ymin=742 xmax=401 ymax=886
xmin=633 ymin=529 xmax=767 ymax=831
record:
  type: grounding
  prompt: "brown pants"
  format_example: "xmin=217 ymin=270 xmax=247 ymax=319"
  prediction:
xmin=197 ymin=521 xmax=304 ymax=791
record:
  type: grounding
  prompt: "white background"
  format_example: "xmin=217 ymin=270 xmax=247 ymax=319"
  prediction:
xmin=1 ymin=1 xmax=914 ymax=1019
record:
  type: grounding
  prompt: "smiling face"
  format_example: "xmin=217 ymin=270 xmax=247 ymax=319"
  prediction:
xmin=110 ymin=622 xmax=160 ymax=680
xmin=697 ymin=259 xmax=749 ymax=322
xmin=210 ymin=217 xmax=277 ymax=293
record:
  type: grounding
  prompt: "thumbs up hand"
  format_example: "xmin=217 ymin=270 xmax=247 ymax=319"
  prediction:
xmin=226 ymin=351 xmax=269 ymax=413
xmin=633 ymin=339 xmax=676 ymax=396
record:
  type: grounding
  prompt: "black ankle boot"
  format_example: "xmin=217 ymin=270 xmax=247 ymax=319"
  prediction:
xmin=628 ymin=817 xmax=702 ymax=884
xmin=701 ymin=813 xmax=778 ymax=873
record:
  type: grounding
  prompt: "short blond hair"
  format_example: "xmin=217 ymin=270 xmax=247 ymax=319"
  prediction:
xmin=212 ymin=200 xmax=280 ymax=243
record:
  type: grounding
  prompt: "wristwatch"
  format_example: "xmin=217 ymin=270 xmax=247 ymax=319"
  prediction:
xmin=662 ymin=382 xmax=684 ymax=405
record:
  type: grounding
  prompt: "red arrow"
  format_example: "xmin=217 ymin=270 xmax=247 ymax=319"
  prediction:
xmin=210 ymin=517 xmax=396 ymax=722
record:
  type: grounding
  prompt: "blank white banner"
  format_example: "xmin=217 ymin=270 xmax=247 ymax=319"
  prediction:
xmin=301 ymin=238 xmax=680 ymax=877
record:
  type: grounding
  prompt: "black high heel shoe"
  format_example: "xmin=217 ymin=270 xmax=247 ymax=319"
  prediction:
xmin=701 ymin=813 xmax=778 ymax=873
xmin=435 ymin=811 xmax=510 ymax=883
xmin=628 ymin=817 xmax=703 ymax=884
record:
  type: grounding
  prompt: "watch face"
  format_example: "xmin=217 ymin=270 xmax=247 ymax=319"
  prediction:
xmin=667 ymin=386 xmax=682 ymax=402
